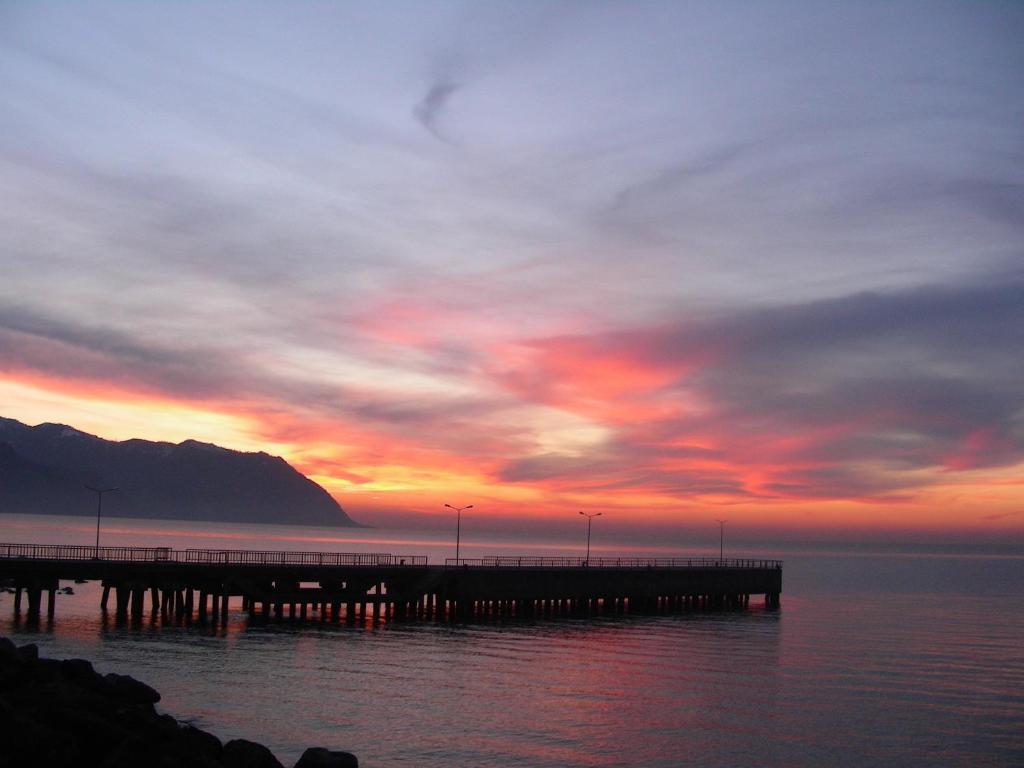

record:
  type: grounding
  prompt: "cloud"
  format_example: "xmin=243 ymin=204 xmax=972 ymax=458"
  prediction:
xmin=487 ymin=275 xmax=1024 ymax=501
xmin=2 ymin=2 xmax=1023 ymax=526
xmin=413 ymin=81 xmax=461 ymax=143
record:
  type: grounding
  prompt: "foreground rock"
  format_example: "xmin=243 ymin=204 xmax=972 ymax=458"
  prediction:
xmin=295 ymin=748 xmax=360 ymax=768
xmin=0 ymin=636 xmax=357 ymax=767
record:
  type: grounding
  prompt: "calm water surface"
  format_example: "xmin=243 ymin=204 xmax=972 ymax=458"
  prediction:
xmin=1 ymin=515 xmax=1022 ymax=767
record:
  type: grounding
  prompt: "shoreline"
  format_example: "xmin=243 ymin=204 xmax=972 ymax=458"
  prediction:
xmin=0 ymin=635 xmax=358 ymax=768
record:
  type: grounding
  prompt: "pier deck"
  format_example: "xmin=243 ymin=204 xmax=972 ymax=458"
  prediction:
xmin=0 ymin=543 xmax=782 ymax=623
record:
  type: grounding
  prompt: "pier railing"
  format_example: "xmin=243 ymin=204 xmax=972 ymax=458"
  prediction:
xmin=0 ymin=543 xmax=173 ymax=562
xmin=180 ymin=549 xmax=427 ymax=566
xmin=0 ymin=543 xmax=778 ymax=570
xmin=445 ymin=556 xmax=783 ymax=569
xmin=0 ymin=543 xmax=427 ymax=567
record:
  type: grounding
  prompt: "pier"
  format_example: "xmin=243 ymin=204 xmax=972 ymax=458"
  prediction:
xmin=0 ymin=543 xmax=782 ymax=624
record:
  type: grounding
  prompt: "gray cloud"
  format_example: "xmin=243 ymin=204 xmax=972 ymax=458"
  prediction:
xmin=413 ymin=81 xmax=461 ymax=143
xmin=492 ymin=275 xmax=1024 ymax=498
xmin=1 ymin=2 xmax=1023 ymax=515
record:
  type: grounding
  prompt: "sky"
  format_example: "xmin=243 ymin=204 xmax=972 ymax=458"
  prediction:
xmin=1 ymin=2 xmax=1022 ymax=538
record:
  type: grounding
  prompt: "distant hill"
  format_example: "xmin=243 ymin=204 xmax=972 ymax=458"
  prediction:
xmin=0 ymin=416 xmax=358 ymax=527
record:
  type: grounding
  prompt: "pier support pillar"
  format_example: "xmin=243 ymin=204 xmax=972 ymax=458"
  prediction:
xmin=13 ymin=587 xmax=22 ymax=614
xmin=131 ymin=587 xmax=145 ymax=620
xmin=100 ymin=586 xmax=110 ymax=610
xmin=47 ymin=588 xmax=56 ymax=619
xmin=115 ymin=586 xmax=129 ymax=618
xmin=27 ymin=587 xmax=42 ymax=617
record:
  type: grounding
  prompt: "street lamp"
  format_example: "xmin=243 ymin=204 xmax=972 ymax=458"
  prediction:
xmin=579 ymin=511 xmax=602 ymax=565
xmin=86 ymin=485 xmax=119 ymax=557
xmin=715 ymin=519 xmax=727 ymax=564
xmin=445 ymin=504 xmax=473 ymax=564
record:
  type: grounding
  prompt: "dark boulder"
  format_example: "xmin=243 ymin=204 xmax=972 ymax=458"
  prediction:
xmin=60 ymin=657 xmax=96 ymax=679
xmin=105 ymin=672 xmax=162 ymax=704
xmin=294 ymin=747 xmax=359 ymax=768
xmin=224 ymin=738 xmax=285 ymax=768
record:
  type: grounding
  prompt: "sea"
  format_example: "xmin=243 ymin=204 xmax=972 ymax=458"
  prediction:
xmin=1 ymin=514 xmax=1022 ymax=767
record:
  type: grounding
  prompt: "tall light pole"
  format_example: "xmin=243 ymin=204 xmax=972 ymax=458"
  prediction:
xmin=715 ymin=519 xmax=727 ymax=564
xmin=86 ymin=485 xmax=119 ymax=556
xmin=445 ymin=504 xmax=473 ymax=563
xmin=579 ymin=511 xmax=602 ymax=565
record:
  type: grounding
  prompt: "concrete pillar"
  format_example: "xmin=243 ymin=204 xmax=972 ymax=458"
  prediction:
xmin=221 ymin=591 xmax=229 ymax=620
xmin=115 ymin=586 xmax=129 ymax=617
xmin=131 ymin=587 xmax=145 ymax=619
xmin=100 ymin=585 xmax=110 ymax=610
xmin=150 ymin=587 xmax=160 ymax=613
xmin=13 ymin=587 xmax=22 ymax=614
xmin=198 ymin=591 xmax=208 ymax=621
xmin=47 ymin=588 xmax=56 ymax=619
xmin=27 ymin=587 xmax=42 ymax=617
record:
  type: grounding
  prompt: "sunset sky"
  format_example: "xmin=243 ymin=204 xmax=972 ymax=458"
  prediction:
xmin=1 ymin=2 xmax=1022 ymax=537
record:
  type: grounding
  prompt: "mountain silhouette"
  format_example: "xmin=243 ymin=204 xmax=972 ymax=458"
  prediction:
xmin=0 ymin=417 xmax=358 ymax=527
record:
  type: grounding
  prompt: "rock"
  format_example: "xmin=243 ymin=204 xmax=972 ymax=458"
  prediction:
xmin=0 ymin=636 xmax=359 ymax=768
xmin=224 ymin=739 xmax=285 ymax=768
xmin=177 ymin=724 xmax=224 ymax=763
xmin=294 ymin=747 xmax=359 ymax=768
xmin=105 ymin=672 xmax=162 ymax=704
xmin=60 ymin=657 xmax=96 ymax=679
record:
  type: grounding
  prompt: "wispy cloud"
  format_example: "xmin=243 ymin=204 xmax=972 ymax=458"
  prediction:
xmin=1 ymin=2 xmax=1022 ymax=531
xmin=413 ymin=81 xmax=461 ymax=143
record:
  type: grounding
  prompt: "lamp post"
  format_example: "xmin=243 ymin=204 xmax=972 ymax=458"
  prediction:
xmin=715 ymin=519 xmax=727 ymax=564
xmin=445 ymin=504 xmax=473 ymax=564
xmin=579 ymin=511 xmax=602 ymax=565
xmin=86 ymin=485 xmax=119 ymax=557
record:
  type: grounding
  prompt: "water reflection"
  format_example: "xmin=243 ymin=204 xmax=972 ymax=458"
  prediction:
xmin=3 ymin=517 xmax=1022 ymax=767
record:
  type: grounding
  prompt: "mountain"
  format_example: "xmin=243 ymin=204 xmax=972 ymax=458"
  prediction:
xmin=0 ymin=417 xmax=358 ymax=527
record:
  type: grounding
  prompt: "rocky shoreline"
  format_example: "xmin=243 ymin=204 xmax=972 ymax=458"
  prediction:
xmin=0 ymin=636 xmax=357 ymax=767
